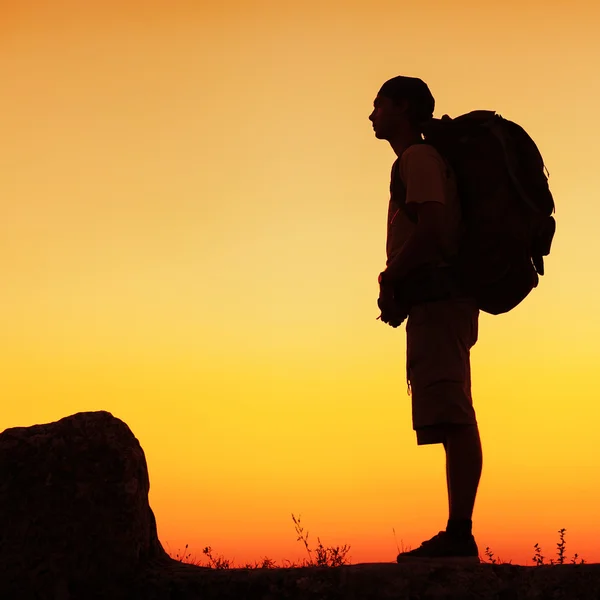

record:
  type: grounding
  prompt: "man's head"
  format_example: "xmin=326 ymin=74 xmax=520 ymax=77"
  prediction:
xmin=369 ymin=76 xmax=435 ymax=141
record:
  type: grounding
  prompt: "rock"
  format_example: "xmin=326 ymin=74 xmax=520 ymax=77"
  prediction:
xmin=0 ymin=411 xmax=175 ymax=595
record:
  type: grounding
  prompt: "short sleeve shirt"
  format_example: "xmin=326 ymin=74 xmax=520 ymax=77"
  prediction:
xmin=386 ymin=143 xmax=462 ymax=267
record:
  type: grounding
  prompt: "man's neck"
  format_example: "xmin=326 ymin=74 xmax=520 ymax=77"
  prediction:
xmin=389 ymin=131 xmax=423 ymax=158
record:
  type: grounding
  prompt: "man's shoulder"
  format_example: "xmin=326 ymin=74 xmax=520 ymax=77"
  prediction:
xmin=399 ymin=143 xmax=451 ymax=183
xmin=401 ymin=142 xmax=444 ymax=164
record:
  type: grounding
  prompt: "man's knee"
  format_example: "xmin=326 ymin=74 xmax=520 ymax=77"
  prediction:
xmin=443 ymin=423 xmax=479 ymax=445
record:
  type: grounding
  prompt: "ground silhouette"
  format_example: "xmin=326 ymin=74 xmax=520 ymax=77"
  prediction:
xmin=0 ymin=411 xmax=598 ymax=599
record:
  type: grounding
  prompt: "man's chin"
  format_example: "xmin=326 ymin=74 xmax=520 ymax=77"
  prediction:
xmin=374 ymin=130 xmax=388 ymax=140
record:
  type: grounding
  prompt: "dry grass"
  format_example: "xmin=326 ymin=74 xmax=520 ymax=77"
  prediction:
xmin=483 ymin=528 xmax=585 ymax=566
xmin=166 ymin=518 xmax=586 ymax=569
xmin=166 ymin=513 xmax=351 ymax=569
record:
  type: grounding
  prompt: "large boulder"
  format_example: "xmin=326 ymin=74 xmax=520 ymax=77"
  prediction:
xmin=0 ymin=411 xmax=173 ymax=593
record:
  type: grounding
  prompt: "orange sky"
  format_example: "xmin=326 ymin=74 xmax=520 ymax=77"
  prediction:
xmin=1 ymin=0 xmax=599 ymax=566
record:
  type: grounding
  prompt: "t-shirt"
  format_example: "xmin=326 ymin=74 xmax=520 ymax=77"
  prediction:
xmin=386 ymin=143 xmax=463 ymax=268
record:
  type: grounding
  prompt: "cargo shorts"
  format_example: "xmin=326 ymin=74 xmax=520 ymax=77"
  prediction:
xmin=406 ymin=297 xmax=479 ymax=445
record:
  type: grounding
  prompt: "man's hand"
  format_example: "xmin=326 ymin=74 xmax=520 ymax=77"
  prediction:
xmin=377 ymin=278 xmax=408 ymax=328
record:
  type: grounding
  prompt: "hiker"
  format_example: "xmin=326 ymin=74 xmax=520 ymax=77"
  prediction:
xmin=369 ymin=76 xmax=482 ymax=564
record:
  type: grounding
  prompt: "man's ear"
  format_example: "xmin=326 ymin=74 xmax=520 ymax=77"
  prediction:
xmin=395 ymin=98 xmax=411 ymax=115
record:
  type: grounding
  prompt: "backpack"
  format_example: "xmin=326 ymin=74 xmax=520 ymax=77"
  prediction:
xmin=417 ymin=110 xmax=556 ymax=315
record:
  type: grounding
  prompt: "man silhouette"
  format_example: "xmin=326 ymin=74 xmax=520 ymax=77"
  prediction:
xmin=369 ymin=76 xmax=482 ymax=564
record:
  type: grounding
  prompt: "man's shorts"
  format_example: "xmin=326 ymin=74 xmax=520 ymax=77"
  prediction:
xmin=406 ymin=297 xmax=479 ymax=445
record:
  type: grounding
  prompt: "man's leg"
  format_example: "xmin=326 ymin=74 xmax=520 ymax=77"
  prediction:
xmin=443 ymin=424 xmax=483 ymax=535
xmin=443 ymin=438 xmax=451 ymax=517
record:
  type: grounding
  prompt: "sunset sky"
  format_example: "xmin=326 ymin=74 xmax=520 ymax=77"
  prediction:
xmin=1 ymin=0 xmax=599 ymax=566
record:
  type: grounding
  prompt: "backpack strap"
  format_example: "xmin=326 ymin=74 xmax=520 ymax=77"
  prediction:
xmin=390 ymin=149 xmax=419 ymax=224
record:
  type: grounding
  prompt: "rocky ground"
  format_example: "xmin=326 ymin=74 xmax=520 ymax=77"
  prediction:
xmin=1 ymin=411 xmax=597 ymax=599
xmin=5 ymin=559 xmax=600 ymax=599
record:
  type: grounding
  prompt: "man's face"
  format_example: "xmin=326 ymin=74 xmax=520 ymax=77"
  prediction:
xmin=368 ymin=94 xmax=406 ymax=140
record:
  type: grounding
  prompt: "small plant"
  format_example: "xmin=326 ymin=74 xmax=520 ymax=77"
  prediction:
xmin=484 ymin=546 xmax=497 ymax=564
xmin=258 ymin=557 xmax=278 ymax=569
xmin=168 ymin=543 xmax=196 ymax=563
xmin=556 ymin=528 xmax=566 ymax=565
xmin=572 ymin=553 xmax=585 ymax=565
xmin=242 ymin=557 xmax=279 ymax=569
xmin=533 ymin=529 xmax=585 ymax=566
xmin=292 ymin=513 xmax=351 ymax=567
xmin=392 ymin=528 xmax=411 ymax=555
xmin=292 ymin=513 xmax=312 ymax=563
xmin=202 ymin=545 xmax=232 ymax=569
xmin=177 ymin=543 xmax=191 ymax=562
xmin=314 ymin=537 xmax=351 ymax=567
xmin=533 ymin=542 xmax=545 ymax=566
xmin=280 ymin=558 xmax=302 ymax=568
xmin=165 ymin=543 xmax=204 ymax=566
xmin=482 ymin=545 xmax=510 ymax=564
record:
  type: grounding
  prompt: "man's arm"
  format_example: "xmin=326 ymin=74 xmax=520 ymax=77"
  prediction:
xmin=380 ymin=201 xmax=447 ymax=283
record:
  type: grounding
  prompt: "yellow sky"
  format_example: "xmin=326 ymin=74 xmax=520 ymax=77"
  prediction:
xmin=1 ymin=0 xmax=599 ymax=565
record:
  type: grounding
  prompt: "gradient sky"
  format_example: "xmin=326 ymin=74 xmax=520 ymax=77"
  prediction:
xmin=1 ymin=0 xmax=599 ymax=566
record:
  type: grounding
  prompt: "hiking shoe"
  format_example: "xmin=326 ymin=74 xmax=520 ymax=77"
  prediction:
xmin=396 ymin=530 xmax=480 ymax=565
